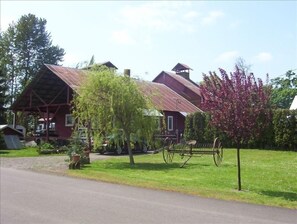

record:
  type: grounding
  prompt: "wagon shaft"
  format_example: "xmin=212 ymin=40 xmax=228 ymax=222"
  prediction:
xmin=162 ymin=137 xmax=223 ymax=167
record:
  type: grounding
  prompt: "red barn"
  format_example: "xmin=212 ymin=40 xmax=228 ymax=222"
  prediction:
xmin=153 ymin=63 xmax=202 ymax=107
xmin=11 ymin=62 xmax=202 ymax=143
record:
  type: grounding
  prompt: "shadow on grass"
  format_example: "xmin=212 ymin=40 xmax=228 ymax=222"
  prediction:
xmin=88 ymin=161 xmax=181 ymax=171
xmin=261 ymin=191 xmax=297 ymax=202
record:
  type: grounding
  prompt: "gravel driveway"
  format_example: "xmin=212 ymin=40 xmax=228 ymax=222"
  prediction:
xmin=0 ymin=153 xmax=109 ymax=174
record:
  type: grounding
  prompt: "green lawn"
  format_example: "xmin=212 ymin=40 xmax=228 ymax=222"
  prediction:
xmin=68 ymin=149 xmax=297 ymax=209
xmin=0 ymin=147 xmax=40 ymax=157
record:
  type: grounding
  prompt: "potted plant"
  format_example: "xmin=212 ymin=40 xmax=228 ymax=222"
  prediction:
xmin=67 ymin=131 xmax=84 ymax=169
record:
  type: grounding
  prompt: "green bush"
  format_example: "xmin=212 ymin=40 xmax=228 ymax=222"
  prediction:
xmin=0 ymin=131 xmax=6 ymax=149
xmin=184 ymin=112 xmax=208 ymax=143
xmin=37 ymin=142 xmax=67 ymax=154
xmin=184 ymin=112 xmax=233 ymax=147
xmin=273 ymin=109 xmax=296 ymax=150
xmin=184 ymin=110 xmax=296 ymax=150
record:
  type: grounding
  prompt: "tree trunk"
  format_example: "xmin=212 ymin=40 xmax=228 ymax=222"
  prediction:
xmin=87 ymin=120 xmax=92 ymax=151
xmin=126 ymin=135 xmax=135 ymax=165
xmin=236 ymin=146 xmax=242 ymax=191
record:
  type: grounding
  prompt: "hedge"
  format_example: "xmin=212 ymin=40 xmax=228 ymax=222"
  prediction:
xmin=184 ymin=110 xmax=296 ymax=151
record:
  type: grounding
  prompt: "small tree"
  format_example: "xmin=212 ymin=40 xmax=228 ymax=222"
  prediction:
xmin=74 ymin=66 xmax=156 ymax=165
xmin=200 ymin=67 xmax=270 ymax=190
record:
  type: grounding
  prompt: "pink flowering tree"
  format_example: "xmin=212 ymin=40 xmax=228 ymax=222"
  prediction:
xmin=200 ymin=67 xmax=271 ymax=190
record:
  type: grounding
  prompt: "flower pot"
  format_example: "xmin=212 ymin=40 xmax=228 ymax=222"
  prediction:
xmin=72 ymin=154 xmax=81 ymax=163
xmin=84 ymin=150 xmax=90 ymax=157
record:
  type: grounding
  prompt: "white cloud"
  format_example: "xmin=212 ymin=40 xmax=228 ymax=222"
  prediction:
xmin=215 ymin=51 xmax=239 ymax=62
xmin=254 ymin=52 xmax=272 ymax=63
xmin=201 ymin=10 xmax=224 ymax=26
xmin=184 ymin=11 xmax=199 ymax=20
xmin=112 ymin=2 xmax=199 ymax=46
xmin=116 ymin=2 xmax=198 ymax=32
xmin=111 ymin=30 xmax=135 ymax=45
xmin=118 ymin=3 xmax=176 ymax=31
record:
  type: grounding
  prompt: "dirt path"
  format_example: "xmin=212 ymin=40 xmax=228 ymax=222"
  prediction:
xmin=0 ymin=153 xmax=108 ymax=174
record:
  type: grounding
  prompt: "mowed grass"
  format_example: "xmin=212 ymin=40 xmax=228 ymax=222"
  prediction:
xmin=68 ymin=149 xmax=297 ymax=209
xmin=0 ymin=147 xmax=39 ymax=157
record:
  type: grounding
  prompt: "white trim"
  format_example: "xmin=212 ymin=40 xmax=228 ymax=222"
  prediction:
xmin=65 ymin=114 xmax=74 ymax=127
xmin=290 ymin=95 xmax=297 ymax=110
xmin=179 ymin=112 xmax=188 ymax=117
xmin=167 ymin=116 xmax=173 ymax=131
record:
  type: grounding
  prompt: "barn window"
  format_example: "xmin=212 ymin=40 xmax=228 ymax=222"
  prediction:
xmin=65 ymin=114 xmax=74 ymax=127
xmin=167 ymin=116 xmax=173 ymax=131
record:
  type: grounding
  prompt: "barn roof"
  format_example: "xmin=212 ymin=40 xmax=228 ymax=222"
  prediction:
xmin=12 ymin=64 xmax=201 ymax=114
xmin=46 ymin=64 xmax=87 ymax=90
xmin=172 ymin=63 xmax=193 ymax=72
xmin=153 ymin=71 xmax=201 ymax=96
xmin=11 ymin=64 xmax=86 ymax=112
xmin=136 ymin=80 xmax=201 ymax=113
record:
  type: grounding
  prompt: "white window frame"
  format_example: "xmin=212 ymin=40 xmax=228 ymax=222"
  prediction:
xmin=167 ymin=116 xmax=173 ymax=131
xmin=65 ymin=114 xmax=74 ymax=127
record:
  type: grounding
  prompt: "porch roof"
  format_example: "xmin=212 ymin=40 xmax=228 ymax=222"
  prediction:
xmin=11 ymin=64 xmax=86 ymax=113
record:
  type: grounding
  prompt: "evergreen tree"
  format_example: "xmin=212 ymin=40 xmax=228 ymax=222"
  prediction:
xmin=0 ymin=13 xmax=65 ymax=108
xmin=0 ymin=67 xmax=7 ymax=124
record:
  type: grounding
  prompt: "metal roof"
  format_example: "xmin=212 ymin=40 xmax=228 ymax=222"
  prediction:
xmin=136 ymin=80 xmax=201 ymax=113
xmin=12 ymin=64 xmax=201 ymax=114
xmin=45 ymin=64 xmax=87 ymax=91
xmin=11 ymin=64 xmax=86 ymax=112
xmin=172 ymin=63 xmax=193 ymax=72
xmin=154 ymin=71 xmax=201 ymax=96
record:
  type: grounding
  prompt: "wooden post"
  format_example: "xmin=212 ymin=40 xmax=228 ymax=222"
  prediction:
xmin=46 ymin=106 xmax=49 ymax=142
xmin=237 ymin=147 xmax=242 ymax=191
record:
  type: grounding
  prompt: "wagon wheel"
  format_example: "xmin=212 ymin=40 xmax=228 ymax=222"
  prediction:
xmin=162 ymin=143 xmax=175 ymax=164
xmin=213 ymin=138 xmax=223 ymax=166
xmin=179 ymin=143 xmax=193 ymax=168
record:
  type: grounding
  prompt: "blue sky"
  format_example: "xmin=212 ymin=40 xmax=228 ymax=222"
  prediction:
xmin=1 ymin=1 xmax=296 ymax=83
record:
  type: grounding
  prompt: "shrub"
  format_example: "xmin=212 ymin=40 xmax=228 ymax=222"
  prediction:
xmin=273 ymin=109 xmax=296 ymax=150
xmin=184 ymin=109 xmax=296 ymax=150
xmin=0 ymin=131 xmax=6 ymax=149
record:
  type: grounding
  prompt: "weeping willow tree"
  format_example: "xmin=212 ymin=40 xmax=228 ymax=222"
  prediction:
xmin=73 ymin=65 xmax=157 ymax=165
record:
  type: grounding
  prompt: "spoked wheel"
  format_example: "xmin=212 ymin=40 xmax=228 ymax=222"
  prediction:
xmin=179 ymin=144 xmax=192 ymax=168
xmin=162 ymin=143 xmax=175 ymax=164
xmin=213 ymin=138 xmax=223 ymax=166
